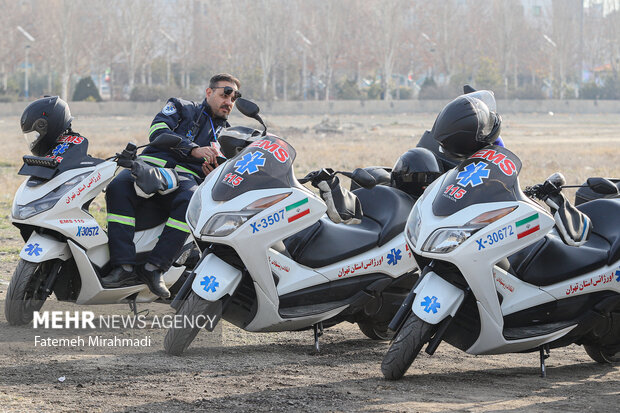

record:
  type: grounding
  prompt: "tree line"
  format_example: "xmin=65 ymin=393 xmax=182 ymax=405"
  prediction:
xmin=2 ymin=0 xmax=620 ymax=102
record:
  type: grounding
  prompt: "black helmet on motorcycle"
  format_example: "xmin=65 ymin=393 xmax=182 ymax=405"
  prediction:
xmin=218 ymin=126 xmax=262 ymax=158
xmin=391 ymin=148 xmax=442 ymax=197
xmin=21 ymin=96 xmax=73 ymax=156
xmin=432 ymin=94 xmax=501 ymax=159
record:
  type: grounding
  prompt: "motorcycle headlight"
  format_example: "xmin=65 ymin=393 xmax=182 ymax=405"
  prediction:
xmin=186 ymin=185 xmax=203 ymax=230
xmin=422 ymin=226 xmax=481 ymax=254
xmin=201 ymin=211 xmax=257 ymax=237
xmin=199 ymin=192 xmax=291 ymax=238
xmin=12 ymin=172 xmax=92 ymax=220
xmin=405 ymin=201 xmax=422 ymax=247
xmin=420 ymin=206 xmax=517 ymax=254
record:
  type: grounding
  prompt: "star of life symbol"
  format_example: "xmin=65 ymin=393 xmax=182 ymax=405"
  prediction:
xmin=387 ymin=248 xmax=402 ymax=266
xmin=234 ymin=151 xmax=266 ymax=175
xmin=421 ymin=296 xmax=441 ymax=314
xmin=456 ymin=161 xmax=491 ymax=188
xmin=52 ymin=143 xmax=70 ymax=157
xmin=616 ymin=270 xmax=620 ymax=282
xmin=25 ymin=243 xmax=42 ymax=256
xmin=200 ymin=275 xmax=219 ymax=293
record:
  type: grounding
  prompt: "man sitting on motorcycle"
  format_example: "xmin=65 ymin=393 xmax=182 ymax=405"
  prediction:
xmin=102 ymin=73 xmax=241 ymax=297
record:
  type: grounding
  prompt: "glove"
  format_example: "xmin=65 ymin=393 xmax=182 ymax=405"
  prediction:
xmin=131 ymin=159 xmax=179 ymax=198
xmin=317 ymin=176 xmax=362 ymax=225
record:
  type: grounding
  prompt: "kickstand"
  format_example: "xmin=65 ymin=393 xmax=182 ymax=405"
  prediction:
xmin=128 ymin=297 xmax=139 ymax=317
xmin=313 ymin=322 xmax=324 ymax=353
xmin=539 ymin=344 xmax=550 ymax=378
xmin=128 ymin=297 xmax=149 ymax=318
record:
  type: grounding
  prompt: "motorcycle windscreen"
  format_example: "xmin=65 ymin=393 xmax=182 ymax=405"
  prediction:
xmin=432 ymin=145 xmax=522 ymax=217
xmin=18 ymin=135 xmax=100 ymax=180
xmin=211 ymin=135 xmax=297 ymax=201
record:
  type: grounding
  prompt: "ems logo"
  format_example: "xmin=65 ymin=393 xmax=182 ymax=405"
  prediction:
xmin=162 ymin=102 xmax=177 ymax=115
xmin=457 ymin=162 xmax=491 ymax=188
xmin=234 ymin=151 xmax=266 ymax=175
xmin=201 ymin=275 xmax=219 ymax=293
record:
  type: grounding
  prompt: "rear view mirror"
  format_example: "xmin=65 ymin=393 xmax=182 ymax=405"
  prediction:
xmin=587 ymin=177 xmax=619 ymax=195
xmin=235 ymin=98 xmax=267 ymax=135
xmin=149 ymin=133 xmax=182 ymax=150
xmin=235 ymin=98 xmax=260 ymax=118
xmin=350 ymin=168 xmax=377 ymax=189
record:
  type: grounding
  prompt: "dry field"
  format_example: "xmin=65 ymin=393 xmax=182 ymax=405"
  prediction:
xmin=0 ymin=110 xmax=619 ymax=412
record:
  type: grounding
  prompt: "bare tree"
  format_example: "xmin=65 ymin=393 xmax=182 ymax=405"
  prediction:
xmin=111 ymin=0 xmax=159 ymax=95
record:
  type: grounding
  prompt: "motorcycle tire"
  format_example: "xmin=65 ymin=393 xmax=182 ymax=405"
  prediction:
xmin=381 ymin=312 xmax=434 ymax=380
xmin=5 ymin=259 xmax=52 ymax=326
xmin=164 ymin=291 xmax=213 ymax=356
xmin=584 ymin=344 xmax=620 ymax=363
xmin=357 ymin=321 xmax=393 ymax=341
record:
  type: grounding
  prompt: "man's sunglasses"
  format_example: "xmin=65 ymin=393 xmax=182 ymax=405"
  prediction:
xmin=212 ymin=86 xmax=242 ymax=101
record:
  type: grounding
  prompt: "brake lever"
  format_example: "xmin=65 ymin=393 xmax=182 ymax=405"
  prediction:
xmin=299 ymin=168 xmax=335 ymax=185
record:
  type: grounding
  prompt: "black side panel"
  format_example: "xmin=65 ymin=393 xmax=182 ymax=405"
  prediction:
xmin=353 ymin=185 xmax=415 ymax=246
xmin=279 ymin=274 xmax=389 ymax=308
xmin=503 ymin=291 xmax=617 ymax=328
xmin=222 ymin=271 xmax=257 ymax=329
xmin=442 ymin=293 xmax=481 ymax=351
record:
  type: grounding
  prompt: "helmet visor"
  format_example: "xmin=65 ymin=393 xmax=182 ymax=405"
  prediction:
xmin=24 ymin=130 xmax=41 ymax=151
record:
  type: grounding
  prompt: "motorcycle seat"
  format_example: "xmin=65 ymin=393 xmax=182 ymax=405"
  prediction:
xmin=508 ymin=233 xmax=609 ymax=286
xmin=353 ymin=186 xmax=416 ymax=246
xmin=283 ymin=185 xmax=415 ymax=268
xmin=283 ymin=216 xmax=381 ymax=268
xmin=576 ymin=198 xmax=620 ymax=264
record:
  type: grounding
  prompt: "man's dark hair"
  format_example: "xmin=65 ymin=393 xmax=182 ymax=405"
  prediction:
xmin=209 ymin=73 xmax=241 ymax=90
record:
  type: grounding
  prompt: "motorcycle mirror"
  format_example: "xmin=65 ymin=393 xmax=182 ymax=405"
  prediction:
xmin=149 ymin=133 xmax=182 ymax=149
xmin=349 ymin=168 xmax=377 ymax=189
xmin=586 ymin=177 xmax=619 ymax=195
xmin=463 ymin=84 xmax=476 ymax=94
xmin=236 ymin=98 xmax=267 ymax=136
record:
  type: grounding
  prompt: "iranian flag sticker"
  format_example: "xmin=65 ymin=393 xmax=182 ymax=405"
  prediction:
xmin=516 ymin=213 xmax=540 ymax=239
xmin=286 ymin=198 xmax=310 ymax=223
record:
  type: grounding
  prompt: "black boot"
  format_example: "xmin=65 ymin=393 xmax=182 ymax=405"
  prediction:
xmin=137 ymin=264 xmax=171 ymax=298
xmin=101 ymin=266 xmax=136 ymax=288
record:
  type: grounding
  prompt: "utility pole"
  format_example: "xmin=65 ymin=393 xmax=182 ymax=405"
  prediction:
xmin=17 ymin=26 xmax=35 ymax=99
xmin=295 ymin=30 xmax=312 ymax=100
xmin=159 ymin=29 xmax=176 ymax=86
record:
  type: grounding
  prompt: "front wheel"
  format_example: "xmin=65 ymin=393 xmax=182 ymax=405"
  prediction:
xmin=5 ymin=259 xmax=54 ymax=325
xmin=381 ymin=312 xmax=434 ymax=380
xmin=164 ymin=291 xmax=217 ymax=356
xmin=584 ymin=344 xmax=620 ymax=363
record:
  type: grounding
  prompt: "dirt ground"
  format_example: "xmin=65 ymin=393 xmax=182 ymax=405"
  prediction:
xmin=0 ymin=110 xmax=619 ymax=412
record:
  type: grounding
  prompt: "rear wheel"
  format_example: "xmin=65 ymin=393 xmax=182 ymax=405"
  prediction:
xmin=584 ymin=344 xmax=620 ymax=363
xmin=164 ymin=291 xmax=216 ymax=356
xmin=381 ymin=312 xmax=434 ymax=380
xmin=5 ymin=259 xmax=53 ymax=325
xmin=357 ymin=321 xmax=393 ymax=341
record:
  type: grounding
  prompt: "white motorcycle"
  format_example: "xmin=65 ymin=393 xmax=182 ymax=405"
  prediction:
xmin=163 ymin=99 xmax=420 ymax=355
xmin=6 ymin=135 xmax=198 ymax=325
xmin=381 ymin=144 xmax=620 ymax=379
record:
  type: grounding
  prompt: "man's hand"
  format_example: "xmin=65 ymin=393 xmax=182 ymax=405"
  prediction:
xmin=191 ymin=146 xmax=219 ymax=164
xmin=201 ymin=159 xmax=218 ymax=176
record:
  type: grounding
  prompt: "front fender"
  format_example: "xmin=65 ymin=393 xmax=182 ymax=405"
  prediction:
xmin=191 ymin=253 xmax=242 ymax=302
xmin=20 ymin=232 xmax=71 ymax=263
xmin=412 ymin=271 xmax=465 ymax=325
